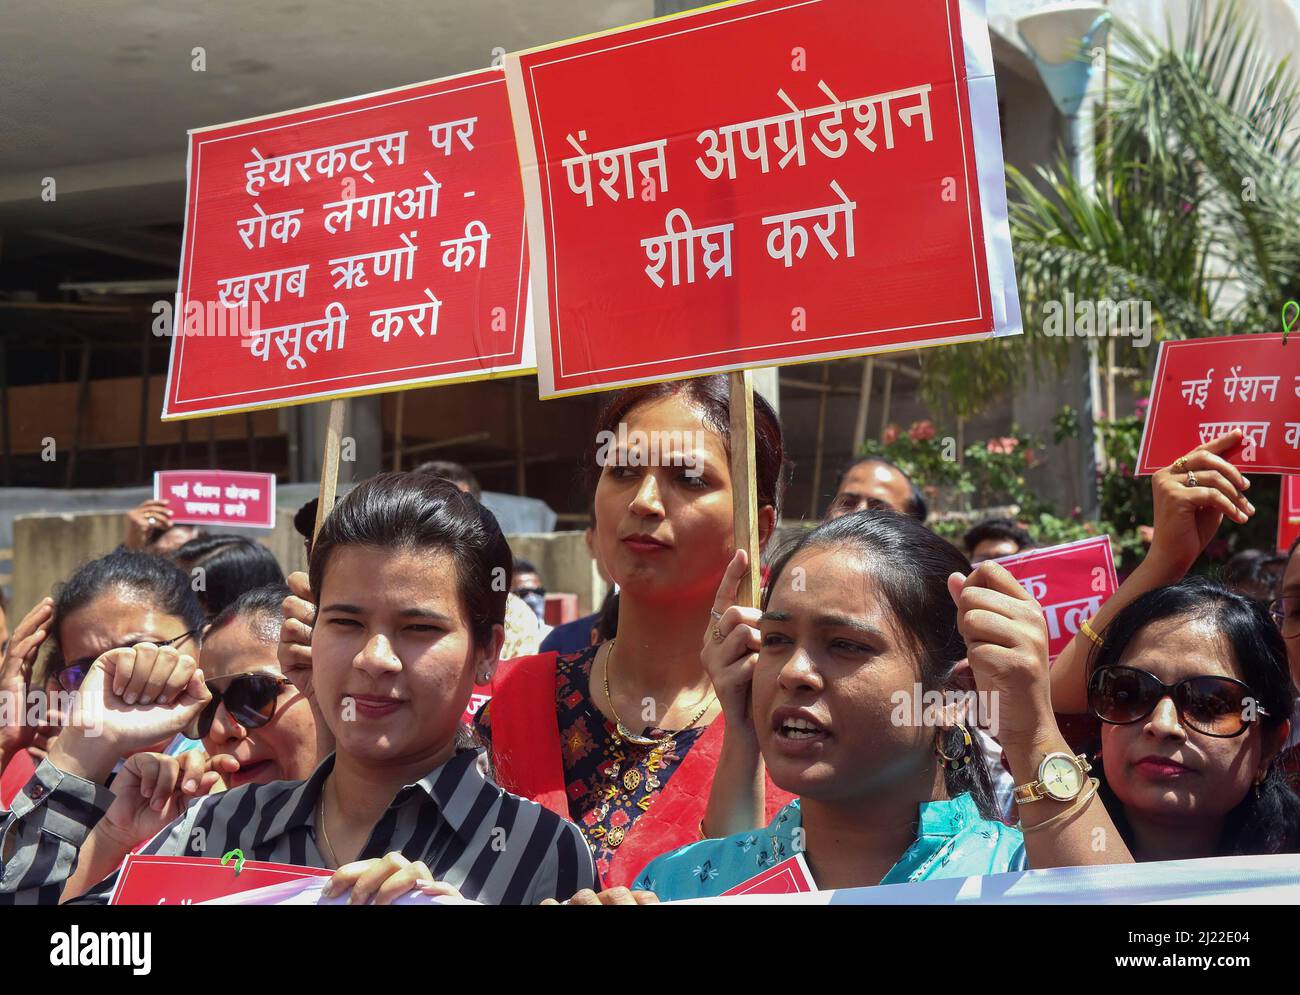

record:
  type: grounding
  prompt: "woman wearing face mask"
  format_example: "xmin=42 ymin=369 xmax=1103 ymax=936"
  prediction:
xmin=472 ymin=376 xmax=795 ymax=889
xmin=0 ymin=549 xmax=207 ymax=806
xmin=634 ymin=512 xmax=1131 ymax=899
xmin=1086 ymin=579 xmax=1300 ymax=859
xmin=2 ymin=475 xmax=595 ymax=905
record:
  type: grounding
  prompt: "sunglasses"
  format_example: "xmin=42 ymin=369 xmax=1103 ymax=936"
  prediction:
xmin=1088 ymin=665 xmax=1270 ymax=739
xmin=186 ymin=672 xmax=292 ymax=740
xmin=56 ymin=629 xmax=200 ymax=692
xmin=1269 ymin=597 xmax=1300 ymax=638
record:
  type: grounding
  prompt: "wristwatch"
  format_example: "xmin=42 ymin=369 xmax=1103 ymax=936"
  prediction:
xmin=1012 ymin=752 xmax=1092 ymax=805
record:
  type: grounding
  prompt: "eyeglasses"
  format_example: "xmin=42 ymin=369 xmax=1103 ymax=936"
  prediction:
xmin=185 ymin=672 xmax=292 ymax=740
xmin=1269 ymin=597 xmax=1300 ymax=638
xmin=1088 ymin=665 xmax=1269 ymax=739
xmin=56 ymin=629 xmax=200 ymax=692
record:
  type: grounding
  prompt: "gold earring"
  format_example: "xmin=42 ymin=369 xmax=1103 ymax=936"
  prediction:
xmin=936 ymin=723 xmax=973 ymax=769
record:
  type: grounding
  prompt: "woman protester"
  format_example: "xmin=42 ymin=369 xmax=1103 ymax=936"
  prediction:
xmin=1 ymin=474 xmax=594 ymax=904
xmin=56 ymin=584 xmax=319 ymax=899
xmin=0 ymin=549 xmax=207 ymax=806
xmin=475 ymin=376 xmax=795 ymax=888
xmin=1272 ymin=538 xmax=1300 ymax=788
xmin=1086 ymin=578 xmax=1300 ymax=858
xmin=633 ymin=512 xmax=1132 ymax=899
xmin=1049 ymin=430 xmax=1254 ymax=713
xmin=172 ymin=535 xmax=286 ymax=618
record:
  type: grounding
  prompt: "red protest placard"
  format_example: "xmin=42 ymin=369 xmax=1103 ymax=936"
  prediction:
xmin=164 ymin=68 xmax=532 ymax=419
xmin=1135 ymin=333 xmax=1300 ymax=475
xmin=994 ymin=536 xmax=1118 ymax=663
xmin=154 ymin=469 xmax=276 ymax=529
xmin=507 ymin=0 xmax=1019 ymax=398
xmin=109 ymin=854 xmax=331 ymax=905
xmin=721 ymin=853 xmax=817 ymax=896
xmin=1279 ymin=477 xmax=1300 ymax=554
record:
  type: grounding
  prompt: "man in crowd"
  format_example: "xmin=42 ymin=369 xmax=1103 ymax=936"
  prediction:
xmin=963 ymin=517 xmax=1036 ymax=564
xmin=825 ymin=457 xmax=927 ymax=522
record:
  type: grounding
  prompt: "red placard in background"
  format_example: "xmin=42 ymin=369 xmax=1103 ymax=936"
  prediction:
xmin=1135 ymin=334 xmax=1300 ymax=475
xmin=109 ymin=854 xmax=331 ymax=905
xmin=508 ymin=0 xmax=1014 ymax=397
xmin=1280 ymin=476 xmax=1300 ymax=554
xmin=994 ymin=537 xmax=1119 ymax=663
xmin=164 ymin=69 xmax=531 ymax=419
xmin=154 ymin=469 xmax=276 ymax=529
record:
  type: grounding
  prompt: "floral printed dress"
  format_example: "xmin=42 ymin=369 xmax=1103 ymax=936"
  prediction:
xmin=474 ymin=645 xmax=707 ymax=884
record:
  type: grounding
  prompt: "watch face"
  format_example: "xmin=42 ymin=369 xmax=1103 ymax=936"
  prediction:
xmin=1040 ymin=756 xmax=1084 ymax=801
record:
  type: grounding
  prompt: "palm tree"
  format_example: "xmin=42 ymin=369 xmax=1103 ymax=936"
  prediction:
xmin=921 ymin=0 xmax=1300 ymax=421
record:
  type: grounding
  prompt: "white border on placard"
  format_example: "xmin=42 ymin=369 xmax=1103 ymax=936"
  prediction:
xmin=508 ymin=0 xmax=1021 ymax=398
xmin=163 ymin=70 xmax=533 ymax=420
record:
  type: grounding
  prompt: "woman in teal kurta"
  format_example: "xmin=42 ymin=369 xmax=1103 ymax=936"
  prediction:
xmin=636 ymin=512 xmax=1130 ymax=899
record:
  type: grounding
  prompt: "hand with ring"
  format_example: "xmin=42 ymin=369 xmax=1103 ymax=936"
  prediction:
xmin=701 ymin=549 xmax=763 ymax=750
xmin=1149 ymin=430 xmax=1254 ymax=576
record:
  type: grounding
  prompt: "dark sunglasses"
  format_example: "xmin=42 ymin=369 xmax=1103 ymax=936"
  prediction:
xmin=186 ymin=672 xmax=292 ymax=740
xmin=1088 ymin=665 xmax=1270 ymax=739
xmin=56 ymin=630 xmax=200 ymax=692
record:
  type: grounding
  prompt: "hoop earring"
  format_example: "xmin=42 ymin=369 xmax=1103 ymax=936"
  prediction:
xmin=936 ymin=723 xmax=973 ymax=769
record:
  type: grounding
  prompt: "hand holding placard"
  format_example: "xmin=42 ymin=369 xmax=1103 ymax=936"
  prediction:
xmin=948 ymin=561 xmax=1054 ymax=752
xmin=1147 ymin=431 xmax=1254 ymax=575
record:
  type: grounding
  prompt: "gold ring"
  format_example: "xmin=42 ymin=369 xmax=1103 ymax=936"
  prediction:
xmin=712 ymin=625 xmax=724 ymax=643
xmin=1186 ymin=470 xmax=1197 ymax=488
xmin=1173 ymin=456 xmax=1189 ymax=474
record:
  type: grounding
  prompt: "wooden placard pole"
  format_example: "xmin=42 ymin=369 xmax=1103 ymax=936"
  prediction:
xmin=728 ymin=370 xmax=761 ymax=609
xmin=312 ymin=398 xmax=348 ymax=542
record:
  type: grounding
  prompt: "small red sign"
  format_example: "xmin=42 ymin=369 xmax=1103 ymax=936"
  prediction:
xmin=165 ymin=68 xmax=532 ymax=419
xmin=1136 ymin=333 xmax=1300 ymax=475
xmin=994 ymin=536 xmax=1119 ymax=663
xmin=721 ymin=853 xmax=817 ymax=896
xmin=109 ymin=854 xmax=331 ymax=905
xmin=154 ymin=469 xmax=277 ymax=529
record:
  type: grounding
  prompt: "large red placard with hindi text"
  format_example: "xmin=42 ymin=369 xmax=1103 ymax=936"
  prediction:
xmin=507 ymin=0 xmax=1016 ymax=398
xmin=1135 ymin=334 xmax=1300 ymax=475
xmin=164 ymin=69 xmax=531 ymax=419
xmin=994 ymin=536 xmax=1118 ymax=663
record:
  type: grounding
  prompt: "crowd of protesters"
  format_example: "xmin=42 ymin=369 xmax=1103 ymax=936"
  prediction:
xmin=1 ymin=373 xmax=1297 ymax=904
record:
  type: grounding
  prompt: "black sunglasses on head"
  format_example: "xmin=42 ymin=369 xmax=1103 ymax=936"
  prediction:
xmin=56 ymin=629 xmax=200 ymax=692
xmin=186 ymin=672 xmax=292 ymax=740
xmin=1088 ymin=665 xmax=1269 ymax=739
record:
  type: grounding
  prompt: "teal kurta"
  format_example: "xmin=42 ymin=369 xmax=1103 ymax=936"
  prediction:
xmin=634 ymin=793 xmax=1027 ymax=900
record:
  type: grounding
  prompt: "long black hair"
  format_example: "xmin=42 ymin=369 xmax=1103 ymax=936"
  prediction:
xmin=309 ymin=473 xmax=512 ymax=650
xmin=1087 ymin=578 xmax=1300 ymax=856
xmin=43 ymin=548 xmax=206 ymax=682
xmin=174 ymin=535 xmax=286 ymax=618
xmin=762 ymin=510 xmax=999 ymax=820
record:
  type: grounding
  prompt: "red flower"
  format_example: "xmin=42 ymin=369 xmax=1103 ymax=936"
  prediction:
xmin=882 ymin=423 xmax=901 ymax=444
xmin=609 ymin=809 xmax=631 ymax=828
xmin=908 ymin=419 xmax=936 ymax=441
xmin=986 ymin=436 xmax=1019 ymax=455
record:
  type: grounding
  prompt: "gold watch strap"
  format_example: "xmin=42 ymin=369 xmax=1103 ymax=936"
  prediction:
xmin=1012 ymin=753 xmax=1091 ymax=805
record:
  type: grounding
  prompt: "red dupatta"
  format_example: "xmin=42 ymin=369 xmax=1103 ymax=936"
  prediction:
xmin=488 ymin=652 xmax=793 ymax=890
